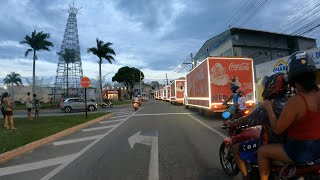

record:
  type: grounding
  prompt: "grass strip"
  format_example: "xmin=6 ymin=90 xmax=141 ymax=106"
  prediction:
xmin=0 ymin=112 xmax=109 ymax=154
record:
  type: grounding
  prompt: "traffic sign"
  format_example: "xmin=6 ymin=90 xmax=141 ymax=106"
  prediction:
xmin=81 ymin=77 xmax=91 ymax=88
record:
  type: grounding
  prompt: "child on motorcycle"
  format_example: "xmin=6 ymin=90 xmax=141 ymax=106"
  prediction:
xmin=224 ymin=72 xmax=289 ymax=180
xmin=258 ymin=51 xmax=320 ymax=180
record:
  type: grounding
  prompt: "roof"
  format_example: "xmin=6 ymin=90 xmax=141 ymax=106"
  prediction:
xmin=229 ymin=27 xmax=316 ymax=40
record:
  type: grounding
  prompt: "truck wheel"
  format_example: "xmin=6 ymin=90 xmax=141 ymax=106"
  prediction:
xmin=185 ymin=105 xmax=189 ymax=109
xmin=64 ymin=106 xmax=72 ymax=113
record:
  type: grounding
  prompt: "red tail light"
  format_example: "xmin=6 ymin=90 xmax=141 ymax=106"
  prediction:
xmin=244 ymin=110 xmax=250 ymax=114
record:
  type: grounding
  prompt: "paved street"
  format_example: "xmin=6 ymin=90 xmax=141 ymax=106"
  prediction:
xmin=0 ymin=100 xmax=241 ymax=180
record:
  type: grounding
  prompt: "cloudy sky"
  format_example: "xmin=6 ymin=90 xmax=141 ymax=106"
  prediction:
xmin=0 ymin=0 xmax=319 ymax=85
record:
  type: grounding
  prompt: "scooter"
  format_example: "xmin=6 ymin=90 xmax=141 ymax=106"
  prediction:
xmin=133 ymin=102 xmax=139 ymax=111
xmin=219 ymin=124 xmax=320 ymax=179
xmin=102 ymin=100 xmax=113 ymax=108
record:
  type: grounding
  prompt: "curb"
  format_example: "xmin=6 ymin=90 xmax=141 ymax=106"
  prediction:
xmin=0 ymin=113 xmax=113 ymax=164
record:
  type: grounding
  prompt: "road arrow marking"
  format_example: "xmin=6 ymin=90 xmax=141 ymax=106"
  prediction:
xmin=128 ymin=131 xmax=159 ymax=180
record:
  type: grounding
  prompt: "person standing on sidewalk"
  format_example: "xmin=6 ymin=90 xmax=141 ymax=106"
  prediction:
xmin=33 ymin=94 xmax=42 ymax=118
xmin=26 ymin=92 xmax=33 ymax=120
xmin=2 ymin=92 xmax=16 ymax=130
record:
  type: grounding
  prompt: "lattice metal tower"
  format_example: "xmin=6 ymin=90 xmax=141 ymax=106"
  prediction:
xmin=54 ymin=3 xmax=83 ymax=97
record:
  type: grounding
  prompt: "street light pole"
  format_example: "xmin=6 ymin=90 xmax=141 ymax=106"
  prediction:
xmin=139 ymin=67 xmax=142 ymax=96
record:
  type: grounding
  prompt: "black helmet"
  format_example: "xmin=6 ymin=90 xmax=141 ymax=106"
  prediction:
xmin=230 ymin=85 xmax=239 ymax=93
xmin=260 ymin=72 xmax=288 ymax=100
xmin=287 ymin=51 xmax=317 ymax=86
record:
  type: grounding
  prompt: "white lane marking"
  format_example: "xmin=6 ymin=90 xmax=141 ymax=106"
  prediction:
xmin=40 ymin=111 xmax=138 ymax=180
xmin=128 ymin=131 xmax=159 ymax=180
xmin=188 ymin=114 xmax=227 ymax=139
xmin=133 ymin=112 xmax=190 ymax=116
xmin=0 ymin=153 xmax=79 ymax=177
xmin=110 ymin=115 xmax=130 ymax=119
xmin=82 ymin=124 xmax=118 ymax=132
xmin=99 ymin=119 xmax=125 ymax=124
xmin=53 ymin=135 xmax=104 ymax=146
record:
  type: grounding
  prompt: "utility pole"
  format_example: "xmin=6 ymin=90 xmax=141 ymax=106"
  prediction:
xmin=165 ymin=73 xmax=168 ymax=85
xmin=190 ymin=53 xmax=194 ymax=69
xmin=140 ymin=69 xmax=142 ymax=96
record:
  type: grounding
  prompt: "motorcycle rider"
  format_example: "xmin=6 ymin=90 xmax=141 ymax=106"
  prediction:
xmin=222 ymin=85 xmax=240 ymax=123
xmin=223 ymin=88 xmax=247 ymax=126
xmin=258 ymin=51 xmax=320 ymax=180
xmin=132 ymin=95 xmax=139 ymax=106
xmin=224 ymin=72 xmax=289 ymax=180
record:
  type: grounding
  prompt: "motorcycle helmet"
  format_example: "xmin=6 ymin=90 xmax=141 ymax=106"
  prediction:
xmin=260 ymin=72 xmax=288 ymax=100
xmin=287 ymin=51 xmax=317 ymax=87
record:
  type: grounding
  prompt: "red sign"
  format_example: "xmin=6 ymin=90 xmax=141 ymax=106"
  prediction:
xmin=81 ymin=77 xmax=91 ymax=88
xmin=208 ymin=58 xmax=253 ymax=103
xmin=176 ymin=80 xmax=185 ymax=99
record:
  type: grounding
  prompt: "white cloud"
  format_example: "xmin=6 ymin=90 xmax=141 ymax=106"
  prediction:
xmin=0 ymin=40 xmax=24 ymax=48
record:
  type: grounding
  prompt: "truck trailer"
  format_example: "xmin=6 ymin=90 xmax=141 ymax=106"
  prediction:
xmin=185 ymin=56 xmax=255 ymax=112
xmin=170 ymin=79 xmax=186 ymax=104
xmin=163 ymin=85 xmax=170 ymax=101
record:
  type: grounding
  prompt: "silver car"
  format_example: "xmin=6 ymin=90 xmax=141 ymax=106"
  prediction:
xmin=60 ymin=98 xmax=98 ymax=113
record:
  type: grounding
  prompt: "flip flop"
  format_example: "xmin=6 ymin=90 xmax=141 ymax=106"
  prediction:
xmin=10 ymin=127 xmax=17 ymax=130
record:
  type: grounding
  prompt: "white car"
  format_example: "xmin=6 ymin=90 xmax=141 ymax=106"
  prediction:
xmin=60 ymin=98 xmax=98 ymax=113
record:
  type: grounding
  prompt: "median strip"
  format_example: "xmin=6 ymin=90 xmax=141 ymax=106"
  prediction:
xmin=0 ymin=112 xmax=112 ymax=164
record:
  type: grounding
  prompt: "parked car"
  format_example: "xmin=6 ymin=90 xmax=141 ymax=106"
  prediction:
xmin=60 ymin=98 xmax=98 ymax=113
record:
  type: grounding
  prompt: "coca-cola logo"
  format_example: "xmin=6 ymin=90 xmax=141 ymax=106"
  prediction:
xmin=229 ymin=63 xmax=250 ymax=71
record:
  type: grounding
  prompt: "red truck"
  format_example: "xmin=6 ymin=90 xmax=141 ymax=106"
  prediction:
xmin=185 ymin=56 xmax=255 ymax=112
xmin=163 ymin=86 xmax=170 ymax=101
xmin=170 ymin=79 xmax=186 ymax=104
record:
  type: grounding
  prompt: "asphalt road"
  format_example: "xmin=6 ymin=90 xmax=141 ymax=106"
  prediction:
xmin=0 ymin=100 xmax=241 ymax=180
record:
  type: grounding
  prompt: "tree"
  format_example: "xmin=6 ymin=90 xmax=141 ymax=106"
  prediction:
xmin=150 ymin=81 xmax=160 ymax=90
xmin=20 ymin=30 xmax=53 ymax=96
xmin=3 ymin=72 xmax=23 ymax=101
xmin=112 ymin=66 xmax=144 ymax=99
xmin=57 ymin=48 xmax=76 ymax=97
xmin=87 ymin=38 xmax=116 ymax=102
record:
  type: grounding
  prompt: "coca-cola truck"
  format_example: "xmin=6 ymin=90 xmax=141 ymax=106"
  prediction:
xmin=162 ymin=85 xmax=170 ymax=101
xmin=154 ymin=90 xmax=158 ymax=99
xmin=170 ymin=79 xmax=186 ymax=104
xmin=185 ymin=56 xmax=255 ymax=112
xmin=159 ymin=89 xmax=164 ymax=100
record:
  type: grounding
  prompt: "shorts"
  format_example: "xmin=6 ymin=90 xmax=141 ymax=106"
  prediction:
xmin=3 ymin=111 xmax=13 ymax=116
xmin=27 ymin=108 xmax=32 ymax=112
xmin=283 ymin=138 xmax=320 ymax=163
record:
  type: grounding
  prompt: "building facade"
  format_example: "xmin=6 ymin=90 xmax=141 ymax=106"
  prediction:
xmin=193 ymin=28 xmax=317 ymax=79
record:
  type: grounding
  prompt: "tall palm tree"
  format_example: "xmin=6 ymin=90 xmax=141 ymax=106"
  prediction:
xmin=87 ymin=38 xmax=116 ymax=102
xmin=57 ymin=48 xmax=76 ymax=97
xmin=3 ymin=72 xmax=23 ymax=101
xmin=20 ymin=30 xmax=53 ymax=96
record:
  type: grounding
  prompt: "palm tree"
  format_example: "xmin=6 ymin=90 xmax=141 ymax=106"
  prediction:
xmin=57 ymin=48 xmax=76 ymax=97
xmin=20 ymin=30 xmax=53 ymax=96
xmin=3 ymin=72 xmax=23 ymax=101
xmin=87 ymin=38 xmax=116 ymax=102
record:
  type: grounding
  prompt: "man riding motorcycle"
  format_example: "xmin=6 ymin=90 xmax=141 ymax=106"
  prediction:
xmin=224 ymin=72 xmax=289 ymax=180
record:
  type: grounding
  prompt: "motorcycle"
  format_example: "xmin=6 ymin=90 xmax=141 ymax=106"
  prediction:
xmin=102 ymin=100 xmax=113 ymax=108
xmin=133 ymin=102 xmax=139 ymax=111
xmin=219 ymin=124 xmax=320 ymax=179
